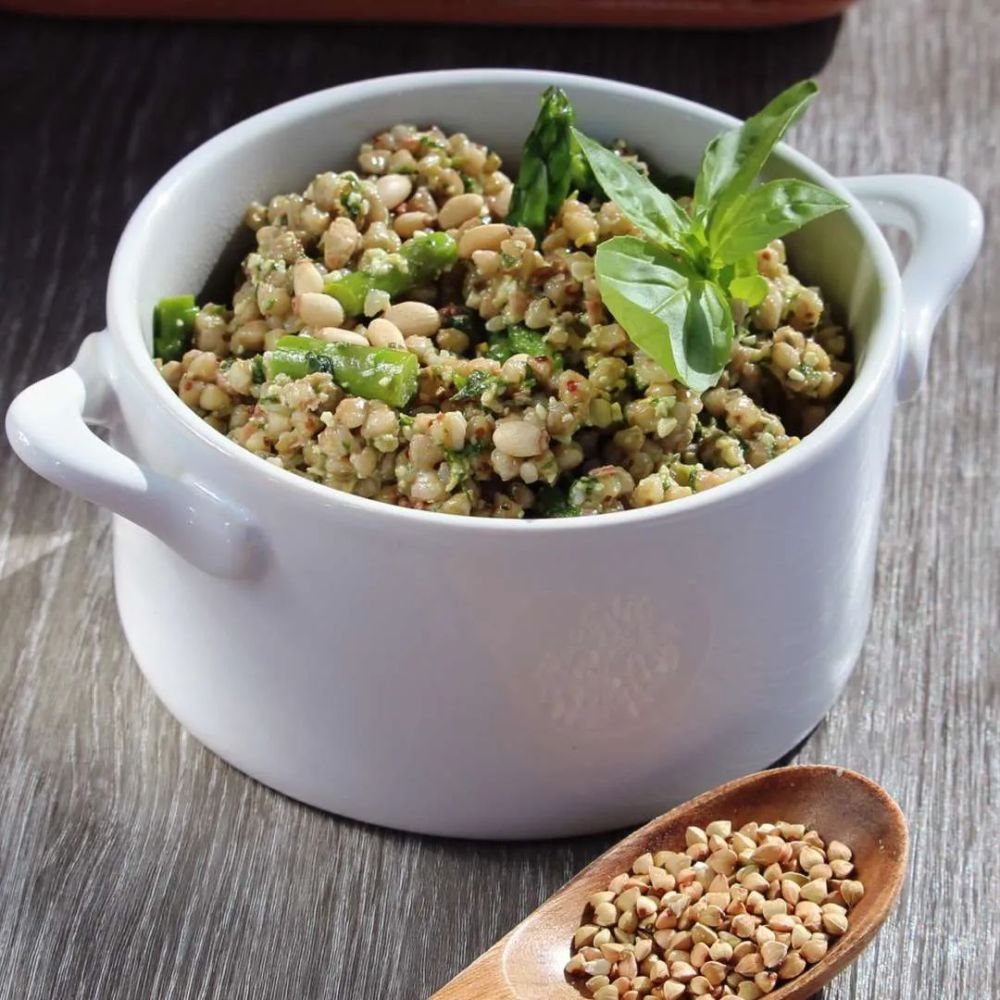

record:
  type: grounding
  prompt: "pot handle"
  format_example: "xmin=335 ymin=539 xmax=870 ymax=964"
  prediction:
xmin=5 ymin=332 xmax=262 ymax=579
xmin=841 ymin=175 xmax=982 ymax=402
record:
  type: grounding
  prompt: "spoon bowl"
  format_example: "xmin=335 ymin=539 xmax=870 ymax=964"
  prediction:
xmin=432 ymin=765 xmax=908 ymax=1000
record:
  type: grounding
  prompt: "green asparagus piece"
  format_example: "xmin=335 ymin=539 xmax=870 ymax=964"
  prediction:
xmin=400 ymin=230 xmax=459 ymax=284
xmin=266 ymin=335 xmax=419 ymax=408
xmin=323 ymin=272 xmax=371 ymax=317
xmin=153 ymin=295 xmax=198 ymax=361
xmin=569 ymin=138 xmax=598 ymax=199
xmin=324 ymin=231 xmax=458 ymax=316
xmin=507 ymin=87 xmax=577 ymax=238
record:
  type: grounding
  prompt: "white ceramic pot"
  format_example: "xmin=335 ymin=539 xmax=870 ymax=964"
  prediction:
xmin=6 ymin=71 xmax=982 ymax=839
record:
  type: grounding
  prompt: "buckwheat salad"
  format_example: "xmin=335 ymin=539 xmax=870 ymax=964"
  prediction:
xmin=154 ymin=80 xmax=852 ymax=518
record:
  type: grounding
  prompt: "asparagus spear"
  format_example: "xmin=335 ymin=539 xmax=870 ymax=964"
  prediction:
xmin=266 ymin=335 xmax=419 ymax=408
xmin=324 ymin=231 xmax=458 ymax=316
xmin=506 ymin=86 xmax=577 ymax=239
xmin=153 ymin=295 xmax=199 ymax=361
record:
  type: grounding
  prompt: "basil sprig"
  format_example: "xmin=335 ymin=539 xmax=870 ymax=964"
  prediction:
xmin=596 ymin=237 xmax=733 ymax=389
xmin=507 ymin=87 xmax=578 ymax=238
xmin=574 ymin=80 xmax=848 ymax=392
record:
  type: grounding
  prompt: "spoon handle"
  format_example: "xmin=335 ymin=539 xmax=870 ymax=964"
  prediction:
xmin=429 ymin=937 xmax=517 ymax=999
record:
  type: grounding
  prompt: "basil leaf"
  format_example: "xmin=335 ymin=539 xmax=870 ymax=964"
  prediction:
xmin=729 ymin=274 xmax=769 ymax=307
xmin=723 ymin=254 xmax=768 ymax=307
xmin=595 ymin=236 xmax=731 ymax=391
xmin=573 ymin=129 xmax=692 ymax=253
xmin=712 ymin=179 xmax=848 ymax=263
xmin=507 ymin=87 xmax=576 ymax=238
xmin=694 ymin=80 xmax=819 ymax=231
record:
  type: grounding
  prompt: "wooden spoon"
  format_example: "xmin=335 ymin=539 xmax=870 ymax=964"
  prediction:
xmin=431 ymin=765 xmax=908 ymax=1000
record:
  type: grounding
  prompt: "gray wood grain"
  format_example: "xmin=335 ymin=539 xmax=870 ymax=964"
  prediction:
xmin=0 ymin=1 xmax=997 ymax=997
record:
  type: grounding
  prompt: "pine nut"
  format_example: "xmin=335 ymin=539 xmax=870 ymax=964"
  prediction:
xmin=487 ymin=182 xmax=513 ymax=218
xmin=438 ymin=192 xmax=484 ymax=229
xmin=292 ymin=259 xmax=324 ymax=296
xmin=257 ymin=284 xmax=290 ymax=318
xmin=375 ymin=173 xmax=412 ymax=210
xmin=314 ymin=327 xmax=369 ymax=346
xmin=471 ymin=249 xmax=500 ymax=276
xmin=324 ymin=217 xmax=360 ymax=270
xmin=458 ymin=223 xmax=511 ymax=257
xmin=383 ymin=301 xmax=441 ymax=337
xmin=297 ymin=292 xmax=345 ymax=329
xmin=393 ymin=211 xmax=432 ymax=238
xmin=366 ymin=318 xmax=406 ymax=348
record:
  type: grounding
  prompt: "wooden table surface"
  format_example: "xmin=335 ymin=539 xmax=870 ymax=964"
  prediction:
xmin=1 ymin=2 xmax=997 ymax=997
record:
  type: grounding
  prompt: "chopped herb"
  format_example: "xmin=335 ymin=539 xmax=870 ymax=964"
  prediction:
xmin=535 ymin=484 xmax=581 ymax=518
xmin=444 ymin=438 xmax=489 ymax=490
xmin=452 ymin=368 xmax=505 ymax=403
xmin=486 ymin=324 xmax=557 ymax=363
